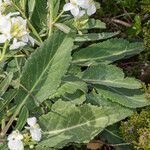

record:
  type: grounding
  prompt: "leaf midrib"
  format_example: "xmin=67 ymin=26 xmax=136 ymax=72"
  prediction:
xmin=21 ymin=36 xmax=69 ymax=104
xmin=73 ymin=46 xmax=143 ymax=63
xmin=43 ymin=112 xmax=123 ymax=135
xmin=105 ymin=86 xmax=147 ymax=105
xmin=83 ymin=79 xmax=138 ymax=88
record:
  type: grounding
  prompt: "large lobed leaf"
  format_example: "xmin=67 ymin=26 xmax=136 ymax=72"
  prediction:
xmin=72 ymin=38 xmax=144 ymax=66
xmin=95 ymin=85 xmax=150 ymax=108
xmin=15 ymin=31 xmax=74 ymax=109
xmin=82 ymin=64 xmax=141 ymax=89
xmin=36 ymin=100 xmax=133 ymax=149
xmin=81 ymin=64 xmax=150 ymax=108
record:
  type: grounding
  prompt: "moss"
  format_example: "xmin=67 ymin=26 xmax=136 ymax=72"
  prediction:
xmin=120 ymin=109 xmax=150 ymax=149
xmin=141 ymin=0 xmax=150 ymax=14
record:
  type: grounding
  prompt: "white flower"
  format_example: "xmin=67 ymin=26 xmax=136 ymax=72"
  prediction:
xmin=63 ymin=0 xmax=96 ymax=17
xmin=20 ymin=34 xmax=35 ymax=47
xmin=0 ymin=13 xmax=12 ymax=43
xmin=79 ymin=0 xmax=96 ymax=16
xmin=63 ymin=0 xmax=84 ymax=17
xmin=7 ymin=130 xmax=24 ymax=150
xmin=26 ymin=117 xmax=42 ymax=142
xmin=0 ymin=13 xmax=11 ymax=33
xmin=87 ymin=3 xmax=96 ymax=16
xmin=0 ymin=13 xmax=34 ymax=48
xmin=9 ymin=38 xmax=27 ymax=50
xmin=11 ymin=16 xmax=28 ymax=38
xmin=10 ymin=16 xmax=34 ymax=48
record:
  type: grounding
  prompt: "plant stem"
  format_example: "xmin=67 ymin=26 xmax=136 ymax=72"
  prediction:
xmin=11 ymin=1 xmax=42 ymax=44
xmin=53 ymin=10 xmax=64 ymax=24
xmin=111 ymin=18 xmax=132 ymax=27
xmin=0 ymin=84 xmax=38 ymax=137
xmin=47 ymin=0 xmax=64 ymax=37
xmin=49 ymin=10 xmax=64 ymax=36
xmin=0 ymin=41 xmax=9 ymax=63
xmin=0 ymin=102 xmax=24 ymax=137
xmin=1 ymin=119 xmax=6 ymax=130
xmin=5 ymin=54 xmax=26 ymax=58
xmin=48 ymin=0 xmax=53 ymax=37
xmin=15 ymin=57 xmax=21 ymax=75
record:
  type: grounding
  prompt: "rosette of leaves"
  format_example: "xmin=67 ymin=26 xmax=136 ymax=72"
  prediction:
xmin=0 ymin=1 xmax=150 ymax=149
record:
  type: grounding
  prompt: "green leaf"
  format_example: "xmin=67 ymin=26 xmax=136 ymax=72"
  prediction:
xmin=95 ymin=85 xmax=150 ymax=108
xmin=0 ymin=89 xmax=17 ymax=113
xmin=20 ymin=0 xmax=27 ymax=12
xmin=86 ymin=91 xmax=122 ymax=107
xmin=15 ymin=31 xmax=74 ymax=109
xmin=75 ymin=32 xmax=119 ymax=42
xmin=15 ymin=106 xmax=29 ymax=130
xmin=0 ymin=72 xmax=13 ymax=97
xmin=49 ymin=76 xmax=87 ymax=99
xmin=30 ymin=0 xmax=47 ymax=31
xmin=27 ymin=0 xmax=36 ymax=19
xmin=100 ymin=124 xmax=134 ymax=150
xmin=0 ymin=144 xmax=8 ymax=150
xmin=81 ymin=18 xmax=106 ymax=30
xmin=82 ymin=64 xmax=141 ymax=89
xmin=73 ymin=38 xmax=144 ymax=66
xmin=62 ymin=90 xmax=86 ymax=105
xmin=67 ymin=64 xmax=81 ymax=76
xmin=7 ymin=58 xmax=25 ymax=74
xmin=36 ymin=100 xmax=132 ymax=149
xmin=49 ymin=0 xmax=60 ymax=19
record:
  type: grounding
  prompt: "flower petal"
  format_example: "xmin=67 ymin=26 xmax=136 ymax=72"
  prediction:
xmin=27 ymin=117 xmax=37 ymax=127
xmin=8 ymin=140 xmax=24 ymax=150
xmin=0 ymin=34 xmax=8 ymax=43
xmin=7 ymin=130 xmax=23 ymax=141
xmin=63 ymin=3 xmax=74 ymax=11
xmin=79 ymin=1 xmax=89 ymax=9
xmin=4 ymin=0 xmax=11 ymax=5
xmin=70 ymin=6 xmax=80 ymax=17
xmin=28 ymin=35 xmax=35 ymax=46
xmin=7 ymin=133 xmax=14 ymax=141
xmin=76 ymin=0 xmax=85 ymax=6
xmin=87 ymin=4 xmax=96 ymax=16
xmin=9 ymin=38 xmax=26 ymax=50
xmin=30 ymin=128 xmax=42 ymax=142
xmin=0 ymin=15 xmax=11 ymax=34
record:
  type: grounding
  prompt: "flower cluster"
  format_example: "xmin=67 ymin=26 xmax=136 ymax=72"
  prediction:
xmin=25 ymin=117 xmax=42 ymax=142
xmin=0 ymin=0 xmax=34 ymax=50
xmin=7 ymin=117 xmax=41 ymax=150
xmin=63 ymin=0 xmax=96 ymax=18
